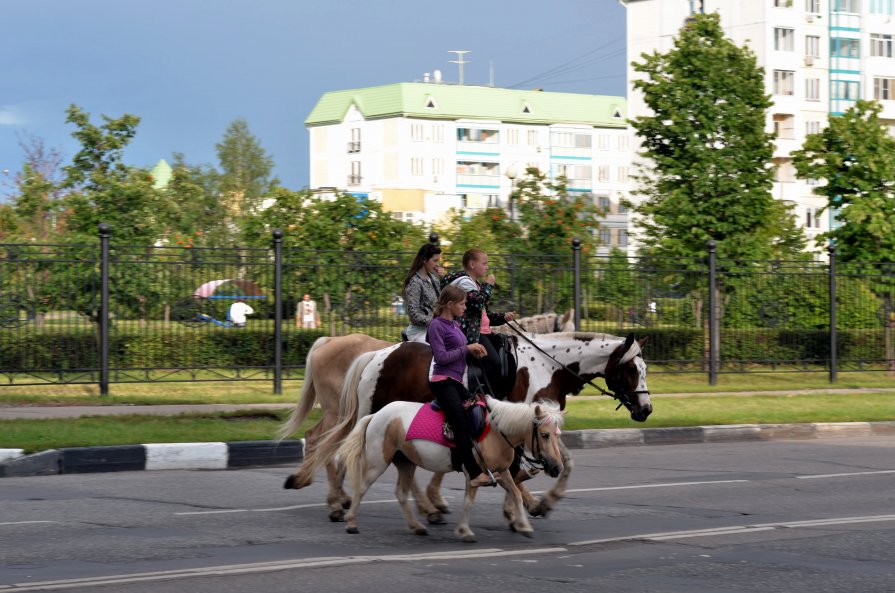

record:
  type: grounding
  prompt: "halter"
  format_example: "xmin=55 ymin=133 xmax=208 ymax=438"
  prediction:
xmin=503 ymin=320 xmax=649 ymax=413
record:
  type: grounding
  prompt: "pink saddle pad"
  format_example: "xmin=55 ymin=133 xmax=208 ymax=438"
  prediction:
xmin=406 ymin=404 xmax=454 ymax=447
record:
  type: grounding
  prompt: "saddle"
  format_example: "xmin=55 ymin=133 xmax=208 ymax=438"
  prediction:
xmin=429 ymin=397 xmax=489 ymax=442
xmin=468 ymin=333 xmax=515 ymax=400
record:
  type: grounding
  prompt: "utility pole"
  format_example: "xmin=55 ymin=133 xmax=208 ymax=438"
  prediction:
xmin=448 ymin=50 xmax=470 ymax=85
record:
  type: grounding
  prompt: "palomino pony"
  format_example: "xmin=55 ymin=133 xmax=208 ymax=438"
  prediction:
xmin=492 ymin=309 xmax=574 ymax=335
xmin=291 ymin=332 xmax=651 ymax=522
xmin=337 ymin=396 xmax=565 ymax=542
xmin=279 ymin=312 xmax=579 ymax=512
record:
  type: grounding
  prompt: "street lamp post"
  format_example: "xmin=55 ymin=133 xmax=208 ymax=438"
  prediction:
xmin=505 ymin=165 xmax=517 ymax=220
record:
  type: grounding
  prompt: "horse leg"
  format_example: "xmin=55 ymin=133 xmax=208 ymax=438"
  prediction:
xmin=425 ymin=472 xmax=451 ymax=514
xmin=496 ymin=471 xmax=533 ymax=537
xmin=326 ymin=460 xmax=350 ymax=522
xmin=408 ymin=475 xmax=446 ymax=525
xmin=455 ymin=476 xmax=480 ymax=544
xmin=344 ymin=457 xmax=389 ymax=535
xmin=394 ymin=460 xmax=427 ymax=535
xmin=528 ymin=439 xmax=574 ymax=518
xmin=284 ymin=419 xmax=326 ymax=490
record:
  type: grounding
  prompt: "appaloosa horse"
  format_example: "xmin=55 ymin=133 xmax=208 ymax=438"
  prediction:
xmin=338 ymin=396 xmax=565 ymax=542
xmin=286 ymin=332 xmax=651 ymax=522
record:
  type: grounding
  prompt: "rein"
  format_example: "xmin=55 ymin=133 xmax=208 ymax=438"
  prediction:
xmin=503 ymin=319 xmax=643 ymax=413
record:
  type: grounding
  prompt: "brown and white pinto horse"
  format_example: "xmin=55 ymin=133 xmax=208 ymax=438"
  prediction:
xmin=279 ymin=313 xmax=579 ymax=514
xmin=287 ymin=332 xmax=651 ymax=521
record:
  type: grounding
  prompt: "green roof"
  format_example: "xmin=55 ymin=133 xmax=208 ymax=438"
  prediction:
xmin=305 ymin=83 xmax=626 ymax=128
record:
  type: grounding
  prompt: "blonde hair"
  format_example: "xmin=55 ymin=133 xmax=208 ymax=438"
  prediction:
xmin=433 ymin=285 xmax=466 ymax=316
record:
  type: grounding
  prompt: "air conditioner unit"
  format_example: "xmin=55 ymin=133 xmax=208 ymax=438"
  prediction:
xmin=804 ymin=56 xmax=815 ymax=66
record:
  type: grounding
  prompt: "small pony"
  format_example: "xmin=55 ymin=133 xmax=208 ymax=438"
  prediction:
xmin=337 ymin=396 xmax=565 ymax=543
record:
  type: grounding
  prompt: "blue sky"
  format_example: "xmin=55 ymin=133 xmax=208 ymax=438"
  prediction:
xmin=0 ymin=0 xmax=628 ymax=194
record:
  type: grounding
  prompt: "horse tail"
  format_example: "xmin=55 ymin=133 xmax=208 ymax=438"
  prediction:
xmin=286 ymin=349 xmax=377 ymax=486
xmin=337 ymin=414 xmax=374 ymax=495
xmin=277 ymin=336 xmax=331 ymax=441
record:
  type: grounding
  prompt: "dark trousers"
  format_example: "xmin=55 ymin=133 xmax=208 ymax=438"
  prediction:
xmin=470 ymin=333 xmax=502 ymax=396
xmin=429 ymin=379 xmax=481 ymax=479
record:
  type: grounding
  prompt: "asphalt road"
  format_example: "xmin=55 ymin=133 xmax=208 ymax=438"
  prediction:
xmin=2 ymin=436 xmax=893 ymax=593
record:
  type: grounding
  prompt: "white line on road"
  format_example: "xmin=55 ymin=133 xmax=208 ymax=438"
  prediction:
xmin=796 ymin=469 xmax=895 ymax=479
xmin=0 ymin=521 xmax=56 ymax=527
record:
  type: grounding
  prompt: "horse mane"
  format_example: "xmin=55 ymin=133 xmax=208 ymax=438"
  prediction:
xmin=486 ymin=396 xmax=564 ymax=434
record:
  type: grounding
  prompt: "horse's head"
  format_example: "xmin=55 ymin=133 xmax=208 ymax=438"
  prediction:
xmin=554 ymin=309 xmax=575 ymax=332
xmin=605 ymin=334 xmax=652 ymax=422
xmin=531 ymin=401 xmax=565 ymax=478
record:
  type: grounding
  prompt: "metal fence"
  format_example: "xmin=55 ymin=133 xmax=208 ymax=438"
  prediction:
xmin=2 ymin=226 xmax=893 ymax=391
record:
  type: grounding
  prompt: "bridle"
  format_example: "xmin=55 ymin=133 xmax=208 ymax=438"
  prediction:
xmin=503 ymin=320 xmax=649 ymax=413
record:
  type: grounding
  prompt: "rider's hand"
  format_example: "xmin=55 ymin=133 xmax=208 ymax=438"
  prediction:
xmin=467 ymin=344 xmax=487 ymax=358
xmin=483 ymin=274 xmax=496 ymax=285
xmin=504 ymin=311 xmax=516 ymax=322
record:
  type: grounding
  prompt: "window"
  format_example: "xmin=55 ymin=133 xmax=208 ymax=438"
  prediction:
xmin=597 ymin=134 xmax=611 ymax=150
xmin=410 ymin=157 xmax=424 ymax=176
xmin=871 ymin=34 xmax=894 ymax=58
xmin=457 ymin=128 xmax=498 ymax=143
xmin=616 ymin=166 xmax=629 ymax=183
xmin=618 ymin=229 xmax=629 ymax=248
xmin=806 ymin=35 xmax=820 ymax=58
xmin=348 ymin=161 xmax=362 ymax=185
xmin=874 ymin=77 xmax=895 ymax=100
xmin=506 ymin=129 xmax=519 ymax=144
xmin=806 ymin=120 xmax=822 ymax=135
xmin=774 ymin=113 xmax=796 ymax=138
xmin=598 ymin=229 xmax=612 ymax=244
xmin=775 ymin=28 xmax=795 ymax=51
xmin=805 ymin=208 xmax=822 ymax=228
xmin=617 ymin=135 xmax=631 ymax=151
xmin=832 ymin=80 xmax=861 ymax=100
xmin=596 ymin=165 xmax=610 ymax=182
xmin=596 ymin=195 xmax=611 ymax=211
xmin=833 ymin=0 xmax=860 ymax=11
xmin=431 ymin=158 xmax=444 ymax=176
xmin=432 ymin=124 xmax=444 ymax=143
xmin=411 ymin=123 xmax=424 ymax=141
xmin=552 ymin=132 xmax=592 ymax=148
xmin=806 ymin=78 xmax=821 ymax=101
xmin=773 ymin=70 xmax=795 ymax=95
xmin=831 ymin=38 xmax=860 ymax=58
xmin=348 ymin=128 xmax=361 ymax=153
xmin=775 ymin=0 xmax=793 ymax=6
xmin=527 ymin=129 xmax=539 ymax=145
xmin=806 ymin=0 xmax=821 ymax=12
xmin=869 ymin=0 xmax=894 ymax=14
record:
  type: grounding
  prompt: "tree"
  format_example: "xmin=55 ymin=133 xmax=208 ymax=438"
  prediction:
xmin=792 ymin=100 xmax=895 ymax=264
xmin=629 ymin=13 xmax=806 ymax=263
xmin=60 ymin=105 xmax=168 ymax=245
xmin=215 ymin=118 xmax=275 ymax=219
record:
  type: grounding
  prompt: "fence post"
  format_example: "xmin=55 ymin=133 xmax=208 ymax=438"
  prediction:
xmin=707 ymin=240 xmax=719 ymax=386
xmin=572 ymin=238 xmax=582 ymax=331
xmin=272 ymin=229 xmax=284 ymax=395
xmin=98 ymin=223 xmax=111 ymax=396
xmin=828 ymin=244 xmax=837 ymax=384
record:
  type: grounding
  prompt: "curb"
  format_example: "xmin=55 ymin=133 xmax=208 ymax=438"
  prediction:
xmin=2 ymin=421 xmax=894 ymax=478
xmin=0 ymin=440 xmax=304 ymax=478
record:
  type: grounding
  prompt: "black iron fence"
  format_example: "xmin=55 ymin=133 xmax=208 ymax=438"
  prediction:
xmin=2 ymin=226 xmax=893 ymax=391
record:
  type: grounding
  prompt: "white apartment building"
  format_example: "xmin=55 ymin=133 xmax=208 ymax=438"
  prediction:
xmin=305 ymin=83 xmax=635 ymax=254
xmin=620 ymin=0 xmax=895 ymax=248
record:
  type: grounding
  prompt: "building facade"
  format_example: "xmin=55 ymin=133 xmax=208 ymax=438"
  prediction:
xmin=620 ymin=0 xmax=895 ymax=248
xmin=305 ymin=83 xmax=634 ymax=253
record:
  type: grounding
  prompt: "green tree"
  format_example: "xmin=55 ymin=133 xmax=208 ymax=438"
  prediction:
xmin=792 ymin=100 xmax=895 ymax=264
xmin=162 ymin=154 xmax=230 ymax=247
xmin=215 ymin=118 xmax=275 ymax=220
xmin=629 ymin=13 xmax=806 ymax=263
xmin=60 ymin=105 xmax=167 ymax=245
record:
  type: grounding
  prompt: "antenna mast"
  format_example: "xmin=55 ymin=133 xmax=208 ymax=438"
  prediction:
xmin=448 ymin=50 xmax=470 ymax=85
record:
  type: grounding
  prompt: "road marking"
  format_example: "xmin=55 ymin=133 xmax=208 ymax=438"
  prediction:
xmin=0 ymin=548 xmax=563 ymax=592
xmin=796 ymin=469 xmax=895 ymax=479
xmin=569 ymin=514 xmax=895 ymax=546
xmin=175 ymin=497 xmax=414 ymax=515
xmin=0 ymin=521 xmax=56 ymax=527
xmin=562 ymin=479 xmax=748 ymax=494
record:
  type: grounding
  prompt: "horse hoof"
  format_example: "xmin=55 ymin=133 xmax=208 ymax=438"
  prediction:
xmin=413 ymin=528 xmax=428 ymax=536
xmin=462 ymin=535 xmax=477 ymax=544
xmin=346 ymin=526 xmax=359 ymax=534
xmin=518 ymin=530 xmax=534 ymax=539
xmin=284 ymin=475 xmax=311 ymax=490
xmin=427 ymin=512 xmax=447 ymax=525
xmin=435 ymin=505 xmax=450 ymax=514
xmin=329 ymin=510 xmax=345 ymax=522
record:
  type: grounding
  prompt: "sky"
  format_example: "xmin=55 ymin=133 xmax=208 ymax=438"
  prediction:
xmin=0 ymin=0 xmax=628 ymax=196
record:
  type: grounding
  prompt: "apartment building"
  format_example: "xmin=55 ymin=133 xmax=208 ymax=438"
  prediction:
xmin=305 ymin=82 xmax=634 ymax=253
xmin=620 ymin=0 xmax=895 ymax=247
